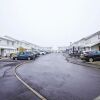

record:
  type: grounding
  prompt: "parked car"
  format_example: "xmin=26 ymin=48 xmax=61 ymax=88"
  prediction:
xmin=10 ymin=53 xmax=16 ymax=58
xmin=13 ymin=51 xmax=35 ymax=60
xmin=0 ymin=55 xmax=1 ymax=59
xmin=80 ymin=50 xmax=100 ymax=62
xmin=39 ymin=51 xmax=46 ymax=55
xmin=33 ymin=51 xmax=40 ymax=58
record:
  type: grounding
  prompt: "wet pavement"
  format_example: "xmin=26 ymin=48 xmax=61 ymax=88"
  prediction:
xmin=0 ymin=59 xmax=40 ymax=100
xmin=17 ymin=53 xmax=100 ymax=100
xmin=64 ymin=53 xmax=100 ymax=69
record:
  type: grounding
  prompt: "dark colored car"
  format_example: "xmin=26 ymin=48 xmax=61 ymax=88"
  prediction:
xmin=13 ymin=51 xmax=35 ymax=60
xmin=80 ymin=51 xmax=100 ymax=62
xmin=33 ymin=51 xmax=40 ymax=58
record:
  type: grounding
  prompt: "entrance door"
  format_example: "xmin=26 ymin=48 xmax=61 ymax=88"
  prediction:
xmin=1 ymin=49 xmax=4 ymax=57
xmin=99 ymin=46 xmax=100 ymax=51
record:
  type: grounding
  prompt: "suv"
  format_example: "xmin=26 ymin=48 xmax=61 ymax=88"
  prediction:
xmin=80 ymin=51 xmax=100 ymax=62
xmin=13 ymin=51 xmax=35 ymax=60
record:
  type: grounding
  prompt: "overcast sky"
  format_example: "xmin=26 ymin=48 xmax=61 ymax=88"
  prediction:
xmin=0 ymin=0 xmax=100 ymax=47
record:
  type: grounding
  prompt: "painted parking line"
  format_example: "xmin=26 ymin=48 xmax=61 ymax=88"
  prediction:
xmin=14 ymin=61 xmax=47 ymax=100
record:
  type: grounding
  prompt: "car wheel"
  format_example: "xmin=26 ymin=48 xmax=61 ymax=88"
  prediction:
xmin=15 ymin=57 xmax=17 ymax=60
xmin=13 ymin=58 xmax=15 ymax=60
xmin=28 ymin=57 xmax=31 ymax=60
xmin=89 ymin=58 xmax=94 ymax=62
xmin=33 ymin=56 xmax=35 ymax=60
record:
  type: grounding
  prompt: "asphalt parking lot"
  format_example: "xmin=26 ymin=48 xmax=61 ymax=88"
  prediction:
xmin=17 ymin=53 xmax=100 ymax=100
xmin=0 ymin=59 xmax=40 ymax=100
xmin=0 ymin=54 xmax=100 ymax=100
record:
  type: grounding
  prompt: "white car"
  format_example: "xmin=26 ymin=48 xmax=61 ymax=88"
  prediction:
xmin=40 ymin=51 xmax=46 ymax=55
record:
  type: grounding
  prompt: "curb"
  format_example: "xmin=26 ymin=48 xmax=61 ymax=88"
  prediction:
xmin=14 ymin=61 xmax=47 ymax=100
xmin=0 ymin=57 xmax=9 ymax=60
xmin=66 ymin=58 xmax=100 ymax=69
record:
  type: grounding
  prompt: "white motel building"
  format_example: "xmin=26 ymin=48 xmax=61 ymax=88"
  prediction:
xmin=0 ymin=36 xmax=38 ymax=57
xmin=69 ymin=31 xmax=100 ymax=52
xmin=0 ymin=35 xmax=52 ymax=57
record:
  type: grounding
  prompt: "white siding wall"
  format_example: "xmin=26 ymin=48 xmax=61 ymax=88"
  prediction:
xmin=69 ymin=33 xmax=100 ymax=52
xmin=85 ymin=34 xmax=100 ymax=46
xmin=91 ymin=44 xmax=100 ymax=51
xmin=0 ymin=49 xmax=1 ymax=55
xmin=0 ymin=38 xmax=16 ymax=56
xmin=0 ymin=39 xmax=7 ymax=46
xmin=78 ymin=40 xmax=85 ymax=47
xmin=0 ymin=36 xmax=40 ymax=56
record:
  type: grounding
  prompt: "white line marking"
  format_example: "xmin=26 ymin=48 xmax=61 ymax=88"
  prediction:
xmin=14 ymin=61 xmax=47 ymax=100
xmin=94 ymin=96 xmax=100 ymax=100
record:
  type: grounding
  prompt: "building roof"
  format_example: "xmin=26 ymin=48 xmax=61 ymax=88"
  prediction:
xmin=4 ymin=36 xmax=21 ymax=42
xmin=0 ymin=36 xmax=14 ymax=42
xmin=71 ymin=31 xmax=100 ymax=46
xmin=21 ymin=40 xmax=33 ymax=45
xmin=4 ymin=36 xmax=34 ymax=45
xmin=85 ymin=31 xmax=100 ymax=40
xmin=72 ymin=38 xmax=85 ymax=45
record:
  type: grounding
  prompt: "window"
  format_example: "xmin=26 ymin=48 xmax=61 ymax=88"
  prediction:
xmin=99 ymin=46 xmax=100 ymax=51
xmin=12 ymin=42 xmax=14 ymax=46
xmin=7 ymin=40 xmax=9 ymax=45
xmin=17 ymin=41 xmax=19 ymax=44
xmin=0 ymin=40 xmax=1 ymax=44
xmin=19 ymin=52 xmax=24 ymax=55
xmin=98 ymin=34 xmax=100 ymax=39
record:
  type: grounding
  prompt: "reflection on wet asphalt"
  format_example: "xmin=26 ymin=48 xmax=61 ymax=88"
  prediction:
xmin=17 ymin=53 xmax=100 ymax=100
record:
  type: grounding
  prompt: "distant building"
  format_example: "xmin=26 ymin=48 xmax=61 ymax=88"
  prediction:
xmin=58 ymin=46 xmax=68 ymax=53
xmin=39 ymin=47 xmax=53 ymax=52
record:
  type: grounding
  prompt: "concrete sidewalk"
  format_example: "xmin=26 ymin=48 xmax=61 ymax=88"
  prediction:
xmin=0 ymin=57 xmax=9 ymax=60
xmin=88 ymin=61 xmax=100 ymax=66
xmin=64 ymin=53 xmax=100 ymax=69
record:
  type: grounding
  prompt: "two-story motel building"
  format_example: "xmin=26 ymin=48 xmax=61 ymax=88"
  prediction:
xmin=69 ymin=31 xmax=100 ymax=52
xmin=0 ymin=36 xmax=38 ymax=57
